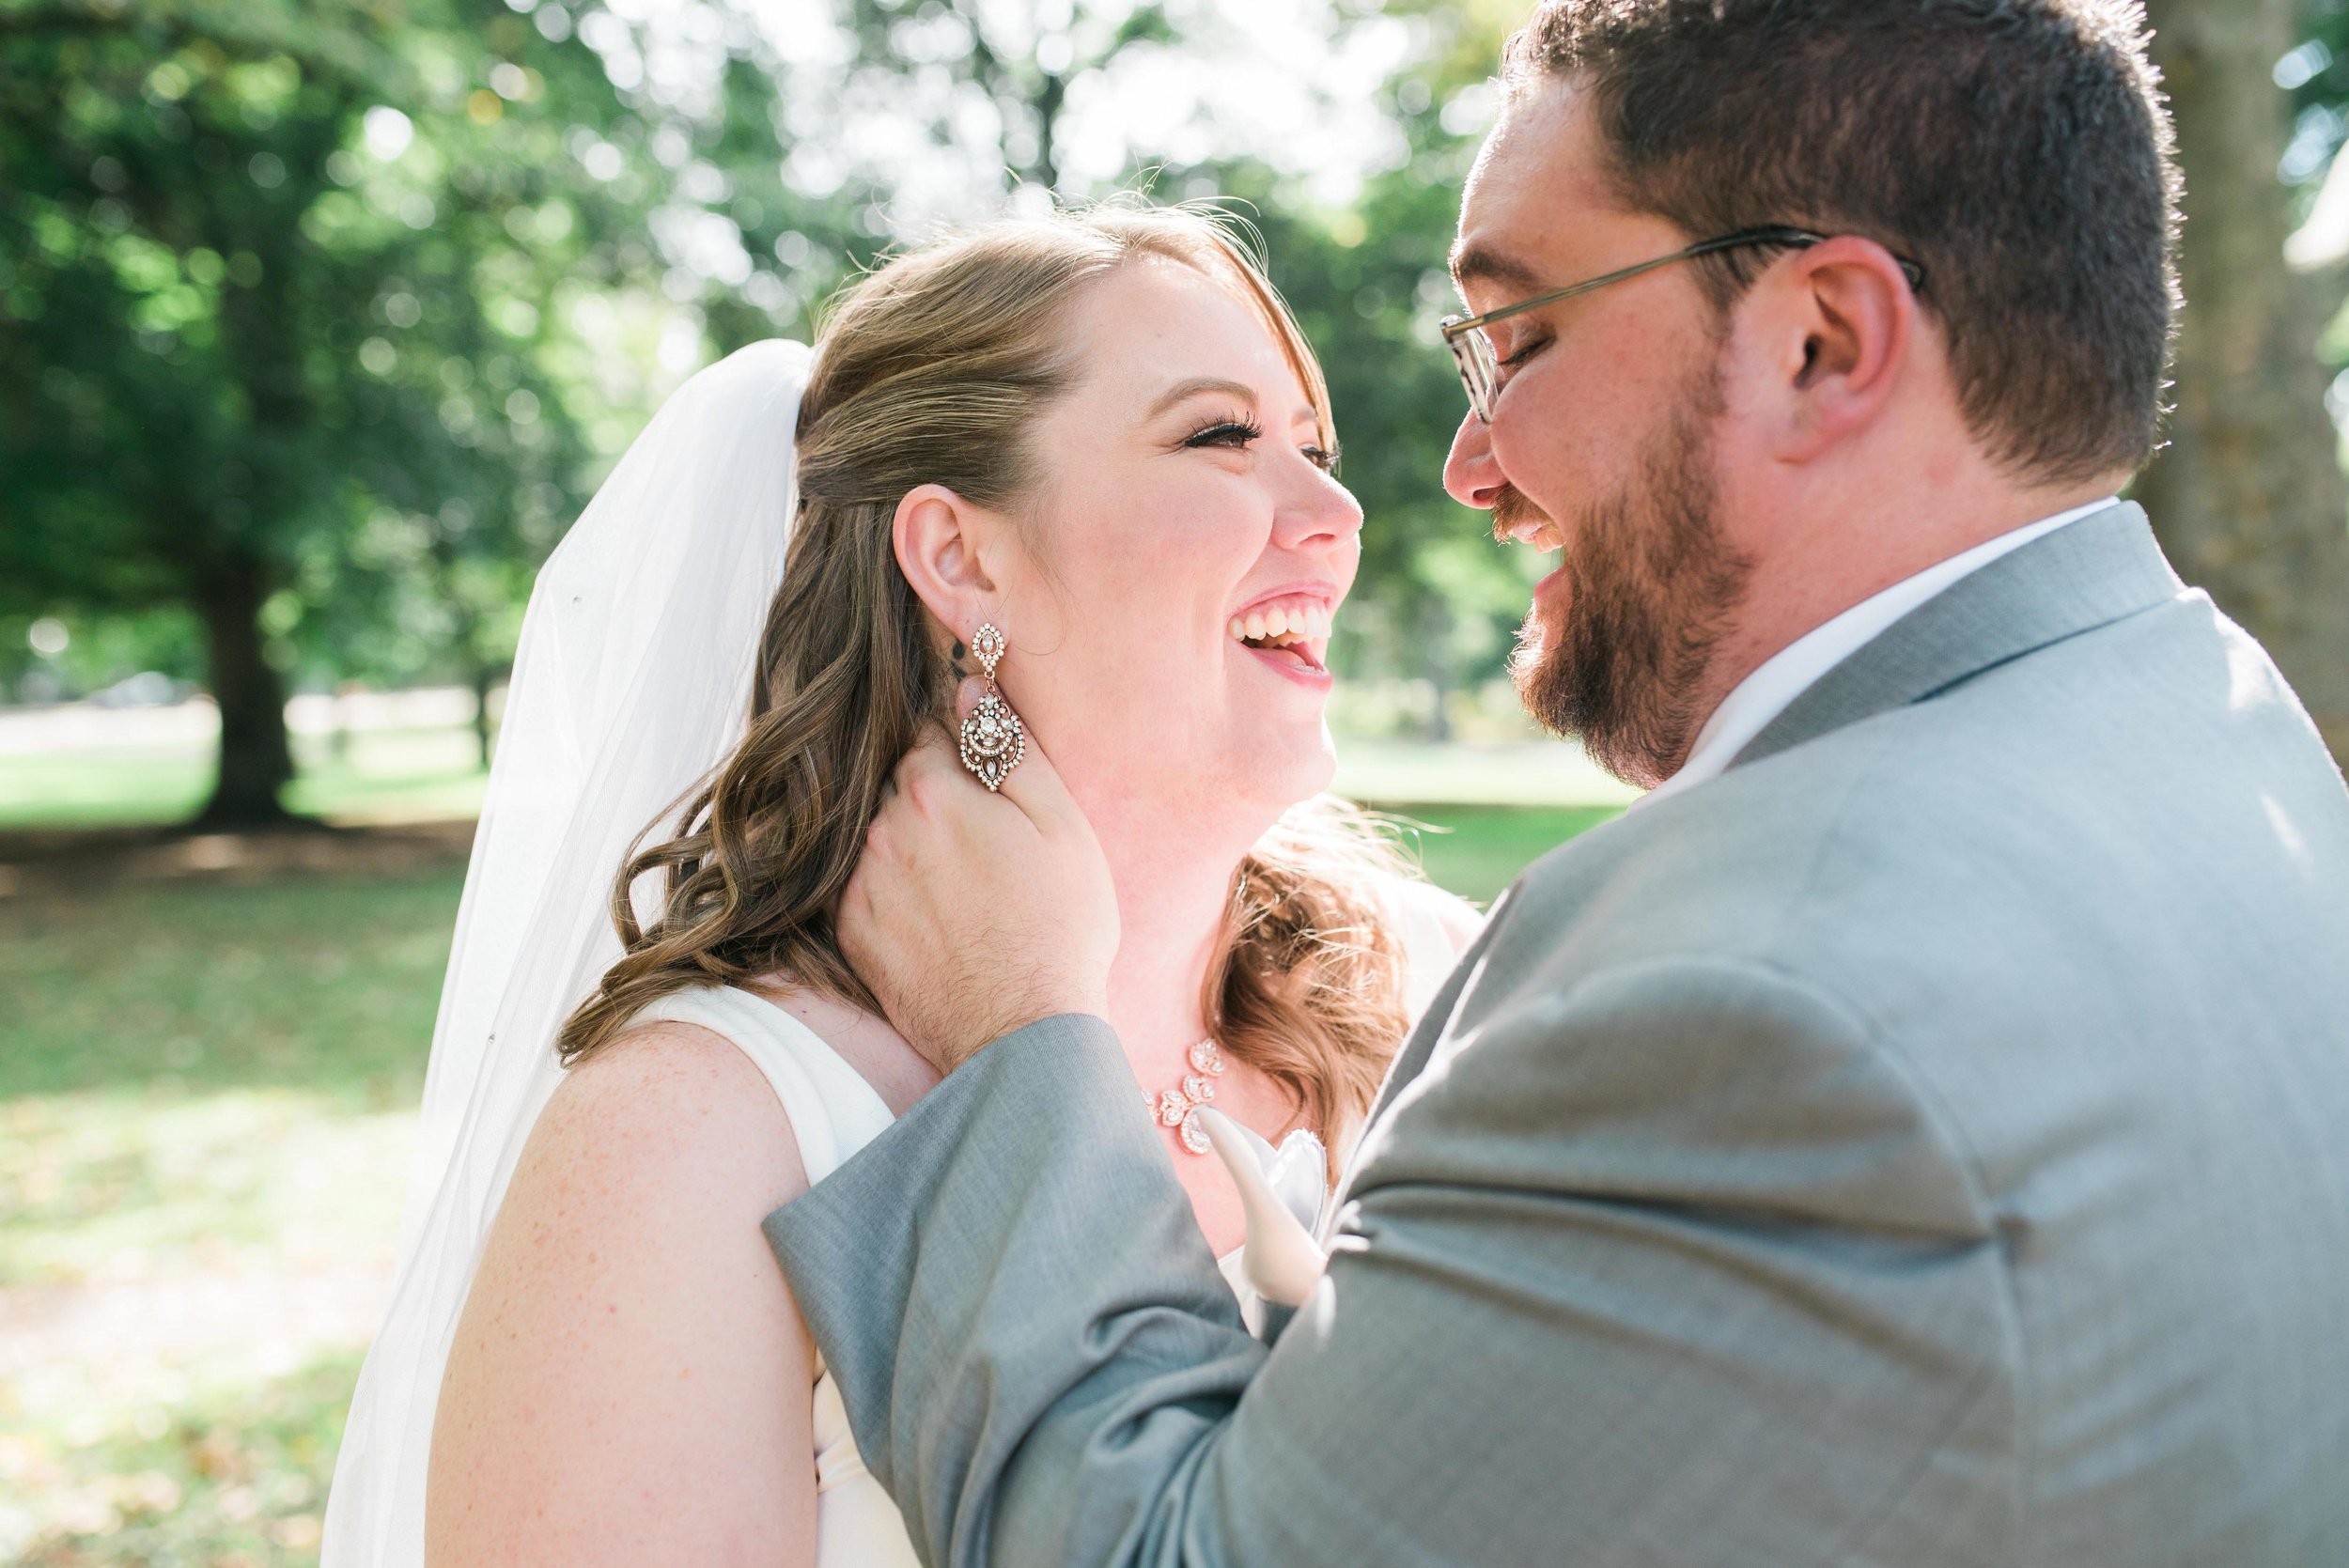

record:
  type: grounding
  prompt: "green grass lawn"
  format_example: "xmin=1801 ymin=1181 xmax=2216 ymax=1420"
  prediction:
xmin=0 ymin=724 xmax=491 ymax=831
xmin=0 ymin=718 xmax=1633 ymax=834
xmin=0 ymin=868 xmax=458 ymax=1564
xmin=1389 ymin=803 xmax=1618 ymax=905
xmin=0 ymin=743 xmax=1616 ymax=1562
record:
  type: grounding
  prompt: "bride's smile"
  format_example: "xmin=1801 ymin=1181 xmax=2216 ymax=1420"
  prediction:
xmin=1229 ymin=586 xmax=1337 ymax=684
xmin=965 ymin=254 xmax=1364 ymax=835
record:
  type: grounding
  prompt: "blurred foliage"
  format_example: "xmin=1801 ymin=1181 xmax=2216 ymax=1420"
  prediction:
xmin=0 ymin=0 xmax=1548 ymax=823
xmin=11 ymin=0 xmax=2349 ymax=812
xmin=835 ymin=0 xmax=1178 ymax=191
xmin=2282 ymin=2 xmax=2349 ymax=384
xmin=0 ymin=0 xmax=878 ymax=817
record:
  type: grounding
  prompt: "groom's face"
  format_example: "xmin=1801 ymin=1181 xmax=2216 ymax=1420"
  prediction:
xmin=1443 ymin=80 xmax=1753 ymax=787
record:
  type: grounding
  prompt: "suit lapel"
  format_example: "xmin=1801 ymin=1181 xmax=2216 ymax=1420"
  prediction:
xmin=1350 ymin=505 xmax=2187 ymax=1194
xmin=1732 ymin=502 xmax=2185 ymax=771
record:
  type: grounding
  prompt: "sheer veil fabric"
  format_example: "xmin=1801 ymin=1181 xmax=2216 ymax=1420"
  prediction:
xmin=321 ymin=340 xmax=812 ymax=1566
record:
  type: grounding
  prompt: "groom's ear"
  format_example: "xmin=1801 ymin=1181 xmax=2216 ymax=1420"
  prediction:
xmin=1762 ymin=237 xmax=1915 ymax=464
xmin=892 ymin=483 xmax=1003 ymax=631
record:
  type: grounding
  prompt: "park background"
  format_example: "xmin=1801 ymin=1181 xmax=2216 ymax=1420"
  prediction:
xmin=4 ymin=0 xmax=2348 ymax=1560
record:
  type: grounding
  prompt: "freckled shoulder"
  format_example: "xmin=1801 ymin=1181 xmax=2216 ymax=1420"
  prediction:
xmin=535 ymin=1020 xmax=814 ymax=1215
xmin=428 ymin=1020 xmax=822 ymax=1565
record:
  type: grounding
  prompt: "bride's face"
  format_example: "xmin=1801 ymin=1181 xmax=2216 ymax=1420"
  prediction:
xmin=990 ymin=257 xmax=1363 ymax=840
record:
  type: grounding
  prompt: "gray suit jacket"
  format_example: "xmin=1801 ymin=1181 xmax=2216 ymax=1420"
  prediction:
xmin=766 ymin=503 xmax=2349 ymax=1567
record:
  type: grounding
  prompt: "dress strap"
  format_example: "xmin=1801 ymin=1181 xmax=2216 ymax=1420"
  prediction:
xmin=628 ymin=986 xmax=896 ymax=1185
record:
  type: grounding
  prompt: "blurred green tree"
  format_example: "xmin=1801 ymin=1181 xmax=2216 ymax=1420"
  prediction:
xmin=835 ymin=0 xmax=1175 ymax=194
xmin=0 ymin=1 xmax=615 ymax=821
xmin=0 ymin=0 xmax=865 ymax=821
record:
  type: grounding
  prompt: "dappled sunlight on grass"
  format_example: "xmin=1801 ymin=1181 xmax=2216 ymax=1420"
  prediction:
xmin=0 ymin=1090 xmax=412 ymax=1292
xmin=2 ymin=866 xmax=458 ymax=1564
xmin=1 ymin=1348 xmax=361 ymax=1567
xmin=0 ymin=746 xmax=213 ymax=830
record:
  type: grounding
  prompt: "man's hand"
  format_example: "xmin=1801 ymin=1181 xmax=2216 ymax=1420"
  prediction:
xmin=838 ymin=678 xmax=1121 ymax=1073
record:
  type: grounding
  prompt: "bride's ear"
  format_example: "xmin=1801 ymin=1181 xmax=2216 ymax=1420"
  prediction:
xmin=892 ymin=482 xmax=1002 ymax=634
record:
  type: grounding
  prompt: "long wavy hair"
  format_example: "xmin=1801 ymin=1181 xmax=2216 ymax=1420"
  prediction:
xmin=555 ymin=205 xmax=1412 ymax=1143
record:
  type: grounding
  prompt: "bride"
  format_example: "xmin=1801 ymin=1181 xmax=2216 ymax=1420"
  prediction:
xmin=322 ymin=204 xmax=1478 ymax=1565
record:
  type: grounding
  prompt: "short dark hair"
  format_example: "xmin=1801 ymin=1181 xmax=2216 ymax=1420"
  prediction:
xmin=1503 ymin=0 xmax=2181 ymax=485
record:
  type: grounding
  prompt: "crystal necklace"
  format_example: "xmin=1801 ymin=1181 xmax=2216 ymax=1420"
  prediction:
xmin=1144 ymin=1037 xmax=1226 ymax=1156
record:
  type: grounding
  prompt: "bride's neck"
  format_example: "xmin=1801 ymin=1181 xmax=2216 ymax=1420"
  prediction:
xmin=1092 ymin=810 xmax=1256 ymax=1073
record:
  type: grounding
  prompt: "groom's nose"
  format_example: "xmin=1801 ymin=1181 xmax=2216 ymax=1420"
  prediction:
xmin=1443 ymin=409 xmax=1505 ymax=511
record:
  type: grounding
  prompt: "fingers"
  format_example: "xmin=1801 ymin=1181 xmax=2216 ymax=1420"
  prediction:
xmin=894 ymin=683 xmax=1089 ymax=846
xmin=886 ymin=723 xmax=964 ymax=822
xmin=977 ymin=695 xmax=1084 ymax=830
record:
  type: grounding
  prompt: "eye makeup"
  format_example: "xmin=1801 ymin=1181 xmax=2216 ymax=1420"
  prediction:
xmin=1180 ymin=412 xmax=1341 ymax=474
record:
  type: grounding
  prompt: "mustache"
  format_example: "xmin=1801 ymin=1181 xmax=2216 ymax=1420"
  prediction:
xmin=1488 ymin=483 xmax=1552 ymax=544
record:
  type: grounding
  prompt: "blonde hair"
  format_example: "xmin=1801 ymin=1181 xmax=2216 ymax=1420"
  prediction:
xmin=557 ymin=204 xmax=1412 ymax=1144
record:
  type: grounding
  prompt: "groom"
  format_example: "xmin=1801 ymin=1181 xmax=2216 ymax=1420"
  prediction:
xmin=770 ymin=3 xmax=2349 ymax=1563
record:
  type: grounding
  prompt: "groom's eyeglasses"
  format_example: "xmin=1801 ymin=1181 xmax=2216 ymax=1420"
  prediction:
xmin=1439 ymin=225 xmax=1928 ymax=423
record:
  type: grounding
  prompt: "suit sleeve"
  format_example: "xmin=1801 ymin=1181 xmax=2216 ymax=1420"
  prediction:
xmin=763 ymin=959 xmax=2018 ymax=1568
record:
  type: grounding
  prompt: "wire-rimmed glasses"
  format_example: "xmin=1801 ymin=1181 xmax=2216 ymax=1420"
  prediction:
xmin=1439 ymin=225 xmax=1928 ymax=422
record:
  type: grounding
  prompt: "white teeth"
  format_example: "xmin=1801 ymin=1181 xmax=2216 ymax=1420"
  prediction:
xmin=1230 ymin=600 xmax=1334 ymax=644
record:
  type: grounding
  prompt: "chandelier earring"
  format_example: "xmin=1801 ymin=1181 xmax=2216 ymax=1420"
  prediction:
xmin=957 ymin=621 xmax=1026 ymax=792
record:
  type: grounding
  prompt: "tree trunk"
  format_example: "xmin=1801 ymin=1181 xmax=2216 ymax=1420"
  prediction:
xmin=2140 ymin=0 xmax=2349 ymax=761
xmin=1033 ymin=70 xmax=1066 ymax=192
xmin=472 ymin=661 xmax=498 ymax=769
xmin=193 ymin=550 xmax=297 ymax=827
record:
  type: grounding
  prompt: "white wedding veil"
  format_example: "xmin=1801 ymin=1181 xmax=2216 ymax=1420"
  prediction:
xmin=321 ymin=338 xmax=813 ymax=1566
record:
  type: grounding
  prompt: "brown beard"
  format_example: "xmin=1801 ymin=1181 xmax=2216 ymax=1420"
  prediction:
xmin=1508 ymin=359 xmax=1752 ymax=786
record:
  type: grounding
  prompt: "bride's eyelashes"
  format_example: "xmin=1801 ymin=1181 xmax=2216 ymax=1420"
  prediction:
xmin=1182 ymin=411 xmax=1265 ymax=453
xmin=1180 ymin=412 xmax=1341 ymax=474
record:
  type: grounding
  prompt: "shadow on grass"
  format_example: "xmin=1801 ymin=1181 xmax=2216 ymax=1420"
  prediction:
xmin=0 ymin=862 xmax=463 ymax=1105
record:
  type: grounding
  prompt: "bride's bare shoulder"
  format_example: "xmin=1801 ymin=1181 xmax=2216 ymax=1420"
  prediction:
xmin=539 ymin=1016 xmax=813 ymax=1204
xmin=537 ymin=980 xmax=939 ymax=1178
xmin=431 ymin=1015 xmax=823 ymax=1563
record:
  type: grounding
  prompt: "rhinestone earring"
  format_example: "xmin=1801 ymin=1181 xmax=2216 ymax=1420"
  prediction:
xmin=957 ymin=622 xmax=1026 ymax=792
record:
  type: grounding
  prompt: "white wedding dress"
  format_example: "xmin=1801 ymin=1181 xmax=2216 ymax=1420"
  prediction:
xmin=627 ymin=879 xmax=1472 ymax=1568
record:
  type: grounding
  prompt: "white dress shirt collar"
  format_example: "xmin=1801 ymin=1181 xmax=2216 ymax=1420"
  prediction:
xmin=1635 ymin=497 xmax=2119 ymax=810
